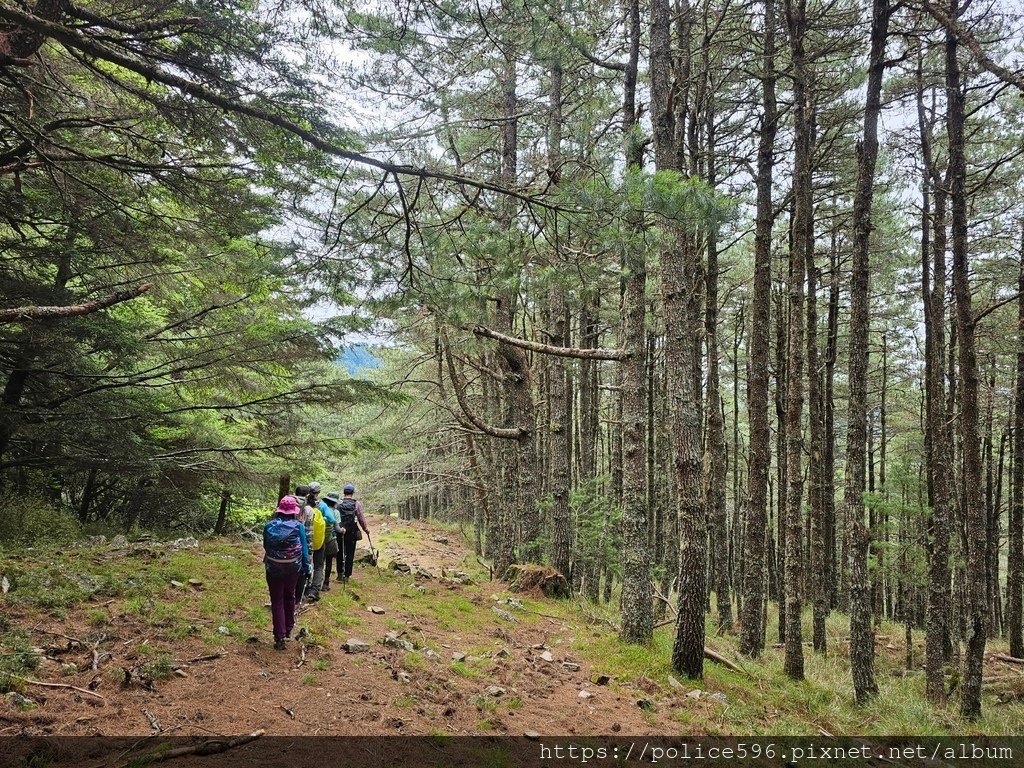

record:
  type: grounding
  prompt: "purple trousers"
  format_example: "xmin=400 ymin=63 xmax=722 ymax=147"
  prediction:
xmin=266 ymin=567 xmax=300 ymax=641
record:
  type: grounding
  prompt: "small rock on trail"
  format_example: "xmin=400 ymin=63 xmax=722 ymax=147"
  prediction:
xmin=343 ymin=639 xmax=370 ymax=653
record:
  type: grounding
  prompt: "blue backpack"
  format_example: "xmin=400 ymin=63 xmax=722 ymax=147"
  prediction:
xmin=264 ymin=517 xmax=302 ymax=574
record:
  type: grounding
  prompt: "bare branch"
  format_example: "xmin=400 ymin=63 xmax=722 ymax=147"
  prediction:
xmin=0 ymin=283 xmax=152 ymax=324
xmin=471 ymin=324 xmax=630 ymax=360
xmin=442 ymin=339 xmax=524 ymax=440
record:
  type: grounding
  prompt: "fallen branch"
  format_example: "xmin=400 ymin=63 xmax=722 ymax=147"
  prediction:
xmin=992 ymin=653 xmax=1024 ymax=666
xmin=143 ymin=708 xmax=161 ymax=733
xmin=16 ymin=677 xmax=107 ymax=701
xmin=476 ymin=558 xmax=493 ymax=581
xmin=179 ymin=652 xmax=224 ymax=664
xmin=651 ymin=582 xmax=676 ymax=616
xmin=116 ymin=729 xmax=265 ymax=766
xmin=703 ymin=647 xmax=747 ymax=676
xmin=0 ymin=283 xmax=152 ymax=324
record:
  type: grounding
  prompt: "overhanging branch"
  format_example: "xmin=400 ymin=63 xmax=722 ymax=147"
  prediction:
xmin=471 ymin=324 xmax=629 ymax=360
xmin=0 ymin=3 xmax=561 ymax=211
xmin=0 ymin=283 xmax=152 ymax=324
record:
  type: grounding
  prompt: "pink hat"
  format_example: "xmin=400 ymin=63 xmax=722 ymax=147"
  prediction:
xmin=276 ymin=496 xmax=300 ymax=516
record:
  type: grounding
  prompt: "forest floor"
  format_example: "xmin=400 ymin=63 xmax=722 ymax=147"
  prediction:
xmin=2 ymin=514 xmax=1024 ymax=738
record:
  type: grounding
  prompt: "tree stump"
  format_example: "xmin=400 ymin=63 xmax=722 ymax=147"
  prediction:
xmin=506 ymin=564 xmax=570 ymax=598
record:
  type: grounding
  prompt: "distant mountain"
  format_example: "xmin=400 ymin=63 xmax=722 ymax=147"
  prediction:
xmin=338 ymin=344 xmax=382 ymax=376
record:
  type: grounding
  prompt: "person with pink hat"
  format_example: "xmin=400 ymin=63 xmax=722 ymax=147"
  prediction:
xmin=262 ymin=495 xmax=310 ymax=649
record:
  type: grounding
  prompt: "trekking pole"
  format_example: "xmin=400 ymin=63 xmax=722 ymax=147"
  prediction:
xmin=340 ymin=531 xmax=348 ymax=594
xmin=366 ymin=531 xmax=381 ymax=577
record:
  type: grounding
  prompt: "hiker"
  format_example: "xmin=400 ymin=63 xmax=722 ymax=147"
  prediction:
xmin=292 ymin=484 xmax=314 ymax=607
xmin=304 ymin=483 xmax=328 ymax=603
xmin=335 ymin=484 xmax=370 ymax=582
xmin=319 ymin=492 xmax=340 ymax=592
xmin=262 ymin=495 xmax=310 ymax=650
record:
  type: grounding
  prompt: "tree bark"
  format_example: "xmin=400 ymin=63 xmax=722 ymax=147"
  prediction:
xmin=842 ymin=0 xmax=890 ymax=704
xmin=739 ymin=0 xmax=777 ymax=659
xmin=1010 ymin=226 xmax=1024 ymax=658
xmin=618 ymin=0 xmax=652 ymax=643
xmin=782 ymin=0 xmax=810 ymax=682
xmin=946 ymin=0 xmax=987 ymax=719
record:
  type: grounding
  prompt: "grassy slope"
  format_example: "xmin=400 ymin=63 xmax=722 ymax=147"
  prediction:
xmin=1 ymin=520 xmax=1022 ymax=735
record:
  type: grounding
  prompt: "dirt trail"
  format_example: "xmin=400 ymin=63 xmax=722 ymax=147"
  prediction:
xmin=2 ymin=516 xmax=695 ymax=737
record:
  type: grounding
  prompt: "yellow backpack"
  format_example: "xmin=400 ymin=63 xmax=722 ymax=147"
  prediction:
xmin=311 ymin=507 xmax=326 ymax=550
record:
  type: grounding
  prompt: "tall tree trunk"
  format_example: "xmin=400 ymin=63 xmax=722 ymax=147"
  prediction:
xmin=842 ymin=0 xmax=889 ymax=704
xmin=705 ymin=95 xmax=731 ymax=633
xmin=946 ymin=0 xmax=986 ymax=719
xmin=782 ymin=0 xmax=810 ymax=682
xmin=740 ymin=0 xmax=777 ymax=658
xmin=619 ymin=0 xmax=652 ymax=644
xmin=546 ymin=50 xmax=572 ymax=583
xmin=807 ymin=189 xmax=827 ymax=653
xmin=1009 ymin=228 xmax=1024 ymax=658
xmin=921 ymin=74 xmax=953 ymax=703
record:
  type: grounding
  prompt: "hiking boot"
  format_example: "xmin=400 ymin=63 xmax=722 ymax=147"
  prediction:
xmin=321 ymin=584 xmax=331 ymax=592
xmin=274 ymin=639 xmax=286 ymax=651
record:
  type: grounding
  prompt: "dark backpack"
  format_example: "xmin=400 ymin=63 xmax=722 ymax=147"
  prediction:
xmin=337 ymin=498 xmax=358 ymax=529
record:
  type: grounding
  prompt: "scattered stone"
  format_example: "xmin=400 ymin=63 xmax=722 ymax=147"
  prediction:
xmin=578 ymin=690 xmax=594 ymax=700
xmin=452 ymin=652 xmax=467 ymax=662
xmin=352 ymin=547 xmax=374 ymax=564
xmin=87 ymin=535 xmax=107 ymax=547
xmin=245 ymin=636 xmax=260 ymax=644
xmin=368 ymin=606 xmax=386 ymax=614
xmin=686 ymin=689 xmax=702 ymax=700
xmin=188 ymin=578 xmax=204 ymax=589
xmin=708 ymin=692 xmax=728 ymax=704
xmin=383 ymin=633 xmax=414 ymax=652
xmin=524 ymin=731 xmax=541 ymax=741
xmin=397 ymin=671 xmax=411 ymax=684
xmin=540 ymin=651 xmax=553 ymax=663
xmin=451 ymin=571 xmax=474 ymax=585
xmin=168 ymin=537 xmax=199 ymax=550
xmin=590 ymin=674 xmax=610 ymax=686
xmin=430 ymin=535 xmax=449 ymax=544
xmin=110 ymin=534 xmax=129 ymax=549
xmin=496 ymin=648 xmax=510 ymax=659
xmin=389 ymin=560 xmax=412 ymax=574
xmin=424 ymin=649 xmax=439 ymax=659
xmin=637 ymin=699 xmax=655 ymax=711
xmin=169 ymin=580 xmax=184 ymax=589
xmin=296 ymin=627 xmax=310 ymax=640
xmin=486 ymin=686 xmax=506 ymax=697
xmin=611 ymin=723 xmax=621 ymax=733
xmin=174 ymin=669 xmax=188 ymax=678
xmin=1 ymin=574 xmax=11 ymax=594
xmin=531 ymin=643 xmax=548 ymax=650
xmin=668 ymin=675 xmax=683 ymax=690
xmin=343 ymin=639 xmax=370 ymax=653
xmin=562 ymin=662 xmax=581 ymax=672
xmin=217 ymin=626 xmax=231 ymax=636
xmin=492 ymin=607 xmax=517 ymax=623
